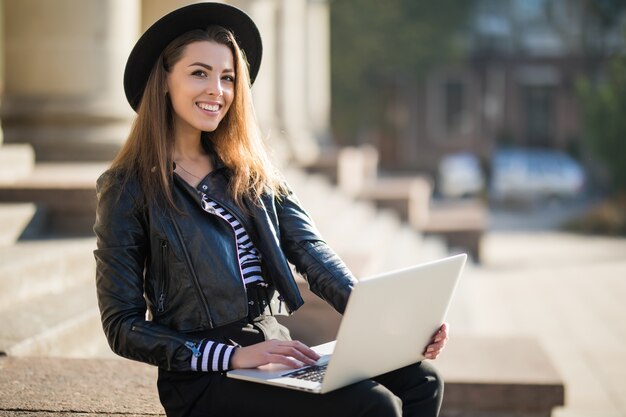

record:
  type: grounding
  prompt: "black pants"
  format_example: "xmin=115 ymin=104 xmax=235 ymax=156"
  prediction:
xmin=158 ymin=359 xmax=442 ymax=417
xmin=157 ymin=317 xmax=444 ymax=417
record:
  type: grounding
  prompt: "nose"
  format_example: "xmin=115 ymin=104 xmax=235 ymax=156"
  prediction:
xmin=206 ymin=77 xmax=223 ymax=97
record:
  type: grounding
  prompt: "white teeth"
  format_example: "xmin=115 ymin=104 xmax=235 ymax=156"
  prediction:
xmin=197 ymin=103 xmax=219 ymax=111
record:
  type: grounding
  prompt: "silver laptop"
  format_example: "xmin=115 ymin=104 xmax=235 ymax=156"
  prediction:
xmin=227 ymin=253 xmax=467 ymax=394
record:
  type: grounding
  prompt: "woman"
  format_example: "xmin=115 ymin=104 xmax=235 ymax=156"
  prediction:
xmin=94 ymin=3 xmax=448 ymax=417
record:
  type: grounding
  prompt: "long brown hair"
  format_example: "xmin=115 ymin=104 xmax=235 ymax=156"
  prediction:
xmin=110 ymin=25 xmax=284 ymax=209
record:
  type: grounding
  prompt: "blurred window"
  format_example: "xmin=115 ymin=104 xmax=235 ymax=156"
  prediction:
xmin=445 ymin=81 xmax=465 ymax=134
xmin=513 ymin=0 xmax=546 ymax=21
xmin=427 ymin=73 xmax=474 ymax=141
xmin=524 ymin=85 xmax=555 ymax=147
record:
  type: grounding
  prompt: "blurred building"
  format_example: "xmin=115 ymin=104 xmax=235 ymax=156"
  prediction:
xmin=0 ymin=0 xmax=330 ymax=164
xmin=376 ymin=0 xmax=626 ymax=174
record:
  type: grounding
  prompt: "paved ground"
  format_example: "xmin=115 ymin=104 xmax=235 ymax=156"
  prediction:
xmin=447 ymin=202 xmax=626 ymax=417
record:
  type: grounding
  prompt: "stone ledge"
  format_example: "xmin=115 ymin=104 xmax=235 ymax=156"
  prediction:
xmin=0 ymin=357 xmax=163 ymax=416
xmin=436 ymin=335 xmax=565 ymax=417
xmin=0 ymin=335 xmax=564 ymax=417
xmin=1 ymin=413 xmax=157 ymax=417
xmin=0 ymin=163 xmax=107 ymax=236
xmin=423 ymin=200 xmax=488 ymax=263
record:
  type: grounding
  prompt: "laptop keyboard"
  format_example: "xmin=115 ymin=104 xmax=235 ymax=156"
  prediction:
xmin=283 ymin=363 xmax=328 ymax=383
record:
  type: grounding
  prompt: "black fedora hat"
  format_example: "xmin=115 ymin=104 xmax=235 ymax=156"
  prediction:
xmin=124 ymin=2 xmax=262 ymax=111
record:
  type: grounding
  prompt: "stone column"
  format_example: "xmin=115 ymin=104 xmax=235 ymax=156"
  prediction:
xmin=227 ymin=0 xmax=290 ymax=163
xmin=141 ymin=0 xmax=199 ymax=32
xmin=306 ymin=0 xmax=331 ymax=146
xmin=241 ymin=0 xmax=279 ymax=135
xmin=0 ymin=0 xmax=5 ymax=145
xmin=1 ymin=0 xmax=140 ymax=161
xmin=277 ymin=0 xmax=319 ymax=164
xmin=248 ymin=0 xmax=295 ymax=164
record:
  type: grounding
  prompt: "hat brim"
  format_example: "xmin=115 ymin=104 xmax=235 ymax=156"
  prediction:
xmin=124 ymin=2 xmax=262 ymax=111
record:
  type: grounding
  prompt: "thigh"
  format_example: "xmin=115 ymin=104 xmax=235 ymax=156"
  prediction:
xmin=374 ymin=361 xmax=442 ymax=395
xmin=196 ymin=374 xmax=403 ymax=417
xmin=374 ymin=361 xmax=444 ymax=417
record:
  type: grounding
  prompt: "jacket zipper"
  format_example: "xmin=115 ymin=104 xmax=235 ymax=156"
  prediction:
xmin=131 ymin=324 xmax=202 ymax=357
xmin=157 ymin=240 xmax=168 ymax=313
xmin=170 ymin=216 xmax=214 ymax=327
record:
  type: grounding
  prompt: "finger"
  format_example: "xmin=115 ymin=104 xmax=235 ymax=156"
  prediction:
xmin=267 ymin=353 xmax=302 ymax=369
xmin=424 ymin=351 xmax=440 ymax=360
xmin=277 ymin=341 xmax=320 ymax=361
xmin=423 ymin=340 xmax=446 ymax=356
xmin=273 ymin=344 xmax=317 ymax=365
xmin=427 ymin=342 xmax=443 ymax=351
xmin=426 ymin=344 xmax=444 ymax=354
xmin=291 ymin=340 xmax=321 ymax=361
xmin=434 ymin=323 xmax=449 ymax=342
xmin=434 ymin=333 xmax=449 ymax=343
xmin=427 ymin=339 xmax=447 ymax=351
xmin=424 ymin=345 xmax=445 ymax=359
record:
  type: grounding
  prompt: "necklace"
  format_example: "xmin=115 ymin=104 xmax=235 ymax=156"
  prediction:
xmin=175 ymin=162 xmax=204 ymax=180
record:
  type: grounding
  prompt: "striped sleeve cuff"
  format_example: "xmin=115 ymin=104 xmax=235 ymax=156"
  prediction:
xmin=189 ymin=339 xmax=236 ymax=372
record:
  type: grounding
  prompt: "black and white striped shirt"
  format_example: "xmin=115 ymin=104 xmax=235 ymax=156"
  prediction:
xmin=201 ymin=197 xmax=265 ymax=287
xmin=189 ymin=194 xmax=266 ymax=372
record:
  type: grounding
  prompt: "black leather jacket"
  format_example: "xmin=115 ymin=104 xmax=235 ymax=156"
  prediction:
xmin=93 ymin=164 xmax=356 ymax=372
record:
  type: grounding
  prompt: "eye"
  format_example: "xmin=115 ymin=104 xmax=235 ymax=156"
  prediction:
xmin=222 ymin=74 xmax=235 ymax=83
xmin=191 ymin=70 xmax=207 ymax=77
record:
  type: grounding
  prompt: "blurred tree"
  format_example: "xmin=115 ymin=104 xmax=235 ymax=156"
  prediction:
xmin=578 ymin=53 xmax=626 ymax=193
xmin=577 ymin=0 xmax=626 ymax=193
xmin=582 ymin=0 xmax=626 ymax=51
xmin=330 ymin=0 xmax=475 ymax=145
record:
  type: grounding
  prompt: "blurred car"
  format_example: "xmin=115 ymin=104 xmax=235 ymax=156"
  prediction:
xmin=490 ymin=148 xmax=585 ymax=203
xmin=437 ymin=152 xmax=485 ymax=198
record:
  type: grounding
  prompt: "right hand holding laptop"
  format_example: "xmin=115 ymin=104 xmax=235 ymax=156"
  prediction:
xmin=231 ymin=339 xmax=321 ymax=369
xmin=423 ymin=322 xmax=449 ymax=360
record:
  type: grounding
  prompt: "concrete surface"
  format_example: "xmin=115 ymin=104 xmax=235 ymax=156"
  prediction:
xmin=0 ymin=357 xmax=162 ymax=416
xmin=0 ymin=336 xmax=564 ymax=417
xmin=447 ymin=229 xmax=626 ymax=417
xmin=437 ymin=335 xmax=564 ymax=417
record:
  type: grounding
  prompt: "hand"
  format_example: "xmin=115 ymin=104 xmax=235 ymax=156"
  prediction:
xmin=230 ymin=339 xmax=321 ymax=369
xmin=423 ymin=323 xmax=449 ymax=360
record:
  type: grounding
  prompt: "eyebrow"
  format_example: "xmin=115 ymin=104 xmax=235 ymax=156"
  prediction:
xmin=189 ymin=62 xmax=235 ymax=73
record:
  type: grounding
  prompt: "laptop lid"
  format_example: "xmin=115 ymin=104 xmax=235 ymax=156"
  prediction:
xmin=319 ymin=253 xmax=466 ymax=393
xmin=227 ymin=253 xmax=467 ymax=394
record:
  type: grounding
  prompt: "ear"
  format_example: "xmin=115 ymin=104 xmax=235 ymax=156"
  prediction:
xmin=164 ymin=77 xmax=170 ymax=95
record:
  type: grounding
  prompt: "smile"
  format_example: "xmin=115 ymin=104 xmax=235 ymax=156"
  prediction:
xmin=196 ymin=102 xmax=221 ymax=112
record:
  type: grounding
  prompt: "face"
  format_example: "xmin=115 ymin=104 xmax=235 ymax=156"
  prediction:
xmin=166 ymin=41 xmax=235 ymax=136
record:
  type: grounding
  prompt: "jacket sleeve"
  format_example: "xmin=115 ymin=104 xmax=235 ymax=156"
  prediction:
xmin=93 ymin=172 xmax=234 ymax=372
xmin=275 ymin=184 xmax=357 ymax=314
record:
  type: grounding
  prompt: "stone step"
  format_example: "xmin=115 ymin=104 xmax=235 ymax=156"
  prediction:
xmin=0 ymin=162 xmax=107 ymax=236
xmin=0 ymin=237 xmax=96 ymax=310
xmin=285 ymin=168 xmax=447 ymax=276
xmin=285 ymin=169 xmax=388 ymax=275
xmin=0 ymin=280 xmax=111 ymax=357
xmin=0 ymin=356 xmax=162 ymax=416
xmin=377 ymin=226 xmax=436 ymax=272
xmin=0 ymin=336 xmax=565 ymax=417
xmin=0 ymin=144 xmax=35 ymax=182
xmin=0 ymin=202 xmax=36 ymax=247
